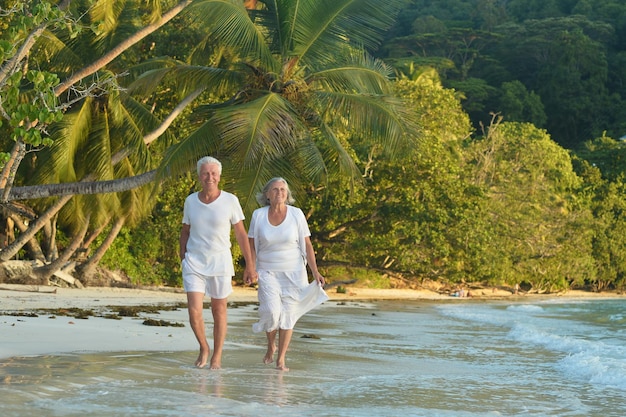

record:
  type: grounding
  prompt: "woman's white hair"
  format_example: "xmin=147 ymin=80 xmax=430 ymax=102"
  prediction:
xmin=256 ymin=177 xmax=295 ymax=206
xmin=196 ymin=156 xmax=222 ymax=175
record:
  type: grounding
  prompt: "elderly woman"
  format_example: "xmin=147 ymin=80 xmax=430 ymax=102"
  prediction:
xmin=248 ymin=177 xmax=328 ymax=371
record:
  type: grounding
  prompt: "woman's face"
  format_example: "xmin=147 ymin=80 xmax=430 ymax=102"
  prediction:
xmin=267 ymin=180 xmax=288 ymax=205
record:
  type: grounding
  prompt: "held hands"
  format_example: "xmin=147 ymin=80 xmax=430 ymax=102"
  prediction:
xmin=244 ymin=267 xmax=258 ymax=285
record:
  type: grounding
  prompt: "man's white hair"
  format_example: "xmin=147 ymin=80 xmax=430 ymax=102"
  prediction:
xmin=196 ymin=156 xmax=222 ymax=175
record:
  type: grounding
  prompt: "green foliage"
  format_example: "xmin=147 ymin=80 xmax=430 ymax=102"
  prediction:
xmin=324 ymin=266 xmax=393 ymax=289
xmin=0 ymin=0 xmax=76 ymax=159
xmin=587 ymin=178 xmax=626 ymax=291
xmin=99 ymin=224 xmax=168 ymax=286
xmin=574 ymin=134 xmax=626 ymax=181
xmin=498 ymin=80 xmax=547 ymax=127
xmin=308 ymin=71 xmax=478 ymax=283
xmin=382 ymin=1 xmax=626 ymax=149
xmin=465 ymin=121 xmax=596 ymax=291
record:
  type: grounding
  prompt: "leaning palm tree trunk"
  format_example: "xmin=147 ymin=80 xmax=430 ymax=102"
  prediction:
xmin=6 ymin=212 xmax=46 ymax=263
xmin=79 ymin=216 xmax=127 ymax=282
xmin=0 ymin=195 xmax=73 ymax=262
xmin=32 ymin=214 xmax=91 ymax=284
xmin=78 ymin=220 xmax=109 ymax=259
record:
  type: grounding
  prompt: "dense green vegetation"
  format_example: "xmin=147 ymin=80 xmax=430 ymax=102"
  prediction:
xmin=1 ymin=0 xmax=625 ymax=293
xmin=383 ymin=0 xmax=626 ymax=149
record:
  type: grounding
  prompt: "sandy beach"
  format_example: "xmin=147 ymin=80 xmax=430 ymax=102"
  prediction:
xmin=0 ymin=283 xmax=622 ymax=360
xmin=0 ymin=283 xmax=449 ymax=360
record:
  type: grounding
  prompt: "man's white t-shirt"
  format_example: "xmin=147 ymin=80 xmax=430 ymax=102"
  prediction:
xmin=182 ymin=191 xmax=245 ymax=276
xmin=248 ymin=205 xmax=310 ymax=272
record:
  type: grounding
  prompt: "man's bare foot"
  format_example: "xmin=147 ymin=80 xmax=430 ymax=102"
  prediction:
xmin=263 ymin=345 xmax=276 ymax=365
xmin=195 ymin=347 xmax=210 ymax=368
xmin=276 ymin=362 xmax=289 ymax=372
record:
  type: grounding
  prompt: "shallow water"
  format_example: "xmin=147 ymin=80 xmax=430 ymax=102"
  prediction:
xmin=1 ymin=299 xmax=625 ymax=416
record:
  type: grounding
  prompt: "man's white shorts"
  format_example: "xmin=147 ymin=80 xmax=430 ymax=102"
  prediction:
xmin=182 ymin=261 xmax=233 ymax=299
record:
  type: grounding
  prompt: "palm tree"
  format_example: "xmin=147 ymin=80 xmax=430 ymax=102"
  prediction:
xmin=132 ymin=0 xmax=414 ymax=212
xmin=0 ymin=0 xmax=183 ymax=273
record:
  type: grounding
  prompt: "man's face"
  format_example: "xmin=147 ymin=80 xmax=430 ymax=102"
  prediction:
xmin=199 ymin=163 xmax=221 ymax=189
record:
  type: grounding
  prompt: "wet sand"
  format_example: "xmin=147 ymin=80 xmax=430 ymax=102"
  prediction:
xmin=0 ymin=283 xmax=622 ymax=360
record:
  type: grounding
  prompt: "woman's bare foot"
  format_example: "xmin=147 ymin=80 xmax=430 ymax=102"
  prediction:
xmin=263 ymin=345 xmax=276 ymax=365
xmin=276 ymin=362 xmax=289 ymax=372
xmin=209 ymin=353 xmax=222 ymax=370
xmin=195 ymin=347 xmax=210 ymax=368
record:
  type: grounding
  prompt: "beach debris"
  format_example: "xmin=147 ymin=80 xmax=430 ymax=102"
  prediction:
xmin=142 ymin=318 xmax=184 ymax=327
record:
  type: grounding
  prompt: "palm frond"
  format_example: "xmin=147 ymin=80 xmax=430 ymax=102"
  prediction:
xmin=81 ymin=109 xmax=115 ymax=181
xmin=310 ymin=52 xmax=393 ymax=95
xmin=314 ymin=91 xmax=413 ymax=153
xmin=157 ymin=92 xmax=312 ymax=187
xmin=284 ymin=0 xmax=405 ymax=65
xmin=214 ymin=92 xmax=308 ymax=167
xmin=123 ymin=57 xmax=184 ymax=89
xmin=31 ymin=29 xmax=84 ymax=75
xmin=31 ymin=98 xmax=94 ymax=186
xmin=185 ymin=0 xmax=278 ymax=72
xmin=245 ymin=0 xmax=283 ymax=56
xmin=114 ymin=159 xmax=155 ymax=226
xmin=218 ymin=93 xmax=318 ymax=210
xmin=315 ymin=123 xmax=361 ymax=180
xmin=222 ymin=140 xmax=324 ymax=215
xmin=128 ymin=63 xmax=242 ymax=98
xmin=157 ymin=119 xmax=224 ymax=180
xmin=120 ymin=91 xmax=176 ymax=149
xmin=90 ymin=0 xmax=125 ymax=43
xmin=114 ymin=102 xmax=153 ymax=171
xmin=89 ymin=0 xmax=150 ymax=55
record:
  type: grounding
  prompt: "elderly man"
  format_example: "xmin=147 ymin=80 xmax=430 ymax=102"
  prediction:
xmin=179 ymin=156 xmax=257 ymax=369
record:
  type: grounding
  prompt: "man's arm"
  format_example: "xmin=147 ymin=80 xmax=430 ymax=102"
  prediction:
xmin=179 ymin=223 xmax=190 ymax=260
xmin=233 ymin=221 xmax=257 ymax=284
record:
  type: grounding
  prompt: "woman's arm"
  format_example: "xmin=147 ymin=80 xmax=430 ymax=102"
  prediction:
xmin=304 ymin=236 xmax=325 ymax=286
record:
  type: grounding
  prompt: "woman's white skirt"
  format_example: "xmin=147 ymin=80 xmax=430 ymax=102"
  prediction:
xmin=252 ymin=269 xmax=329 ymax=333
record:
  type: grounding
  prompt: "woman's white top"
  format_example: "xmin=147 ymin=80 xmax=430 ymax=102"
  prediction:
xmin=182 ymin=191 xmax=245 ymax=276
xmin=248 ymin=205 xmax=310 ymax=271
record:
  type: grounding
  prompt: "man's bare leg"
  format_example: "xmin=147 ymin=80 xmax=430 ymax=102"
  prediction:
xmin=210 ymin=297 xmax=228 ymax=369
xmin=276 ymin=328 xmax=293 ymax=371
xmin=187 ymin=292 xmax=209 ymax=368
xmin=264 ymin=330 xmax=277 ymax=364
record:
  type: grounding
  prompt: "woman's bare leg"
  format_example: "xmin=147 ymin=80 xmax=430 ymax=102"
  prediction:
xmin=264 ymin=330 xmax=277 ymax=364
xmin=276 ymin=328 xmax=293 ymax=371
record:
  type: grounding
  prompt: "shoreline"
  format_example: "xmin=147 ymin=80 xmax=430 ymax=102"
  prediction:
xmin=0 ymin=283 xmax=624 ymax=361
xmin=0 ymin=283 xmax=623 ymax=313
